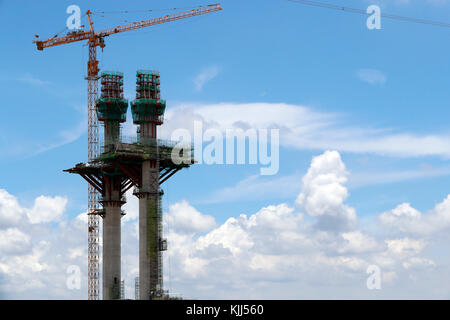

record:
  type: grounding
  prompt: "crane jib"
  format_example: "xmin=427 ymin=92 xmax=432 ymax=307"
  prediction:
xmin=34 ymin=3 xmax=222 ymax=51
xmin=97 ymin=5 xmax=222 ymax=37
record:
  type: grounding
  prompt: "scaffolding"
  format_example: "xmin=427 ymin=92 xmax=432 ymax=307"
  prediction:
xmin=96 ymin=71 xmax=128 ymax=147
xmin=96 ymin=71 xmax=128 ymax=123
xmin=131 ymin=70 xmax=166 ymax=126
xmin=135 ymin=277 xmax=140 ymax=300
xmin=120 ymin=280 xmax=125 ymax=300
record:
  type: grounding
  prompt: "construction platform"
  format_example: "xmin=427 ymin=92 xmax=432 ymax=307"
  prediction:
xmin=64 ymin=139 xmax=194 ymax=196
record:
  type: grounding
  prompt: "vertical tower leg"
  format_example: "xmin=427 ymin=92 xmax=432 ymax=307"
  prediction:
xmin=139 ymin=158 xmax=161 ymax=300
xmin=96 ymin=71 xmax=128 ymax=300
xmin=131 ymin=71 xmax=165 ymax=300
xmin=102 ymin=177 xmax=122 ymax=300
xmin=102 ymin=202 xmax=122 ymax=300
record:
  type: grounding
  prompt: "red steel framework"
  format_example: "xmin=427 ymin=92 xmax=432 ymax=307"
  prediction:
xmin=87 ymin=42 xmax=100 ymax=300
xmin=33 ymin=3 xmax=222 ymax=300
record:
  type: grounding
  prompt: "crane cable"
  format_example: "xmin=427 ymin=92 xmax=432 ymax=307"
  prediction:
xmin=43 ymin=13 xmax=88 ymax=39
xmin=288 ymin=0 xmax=450 ymax=29
xmin=91 ymin=5 xmax=207 ymax=15
xmin=91 ymin=5 xmax=211 ymax=25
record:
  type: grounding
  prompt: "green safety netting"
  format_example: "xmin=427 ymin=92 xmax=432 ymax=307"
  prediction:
xmin=131 ymin=99 xmax=166 ymax=123
xmin=101 ymin=71 xmax=124 ymax=77
xmin=136 ymin=70 xmax=159 ymax=76
xmin=96 ymin=97 xmax=129 ymax=122
xmin=137 ymin=84 xmax=160 ymax=91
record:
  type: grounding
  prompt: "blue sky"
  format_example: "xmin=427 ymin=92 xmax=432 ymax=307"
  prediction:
xmin=2 ymin=0 xmax=450 ymax=299
xmin=1 ymin=0 xmax=450 ymax=219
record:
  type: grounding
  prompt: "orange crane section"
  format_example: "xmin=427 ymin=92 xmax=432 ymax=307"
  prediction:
xmin=34 ymin=4 xmax=222 ymax=77
xmin=34 ymin=4 xmax=222 ymax=50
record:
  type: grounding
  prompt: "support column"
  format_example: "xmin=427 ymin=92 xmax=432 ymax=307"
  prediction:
xmin=102 ymin=204 xmax=122 ymax=300
xmin=102 ymin=180 xmax=122 ymax=300
xmin=94 ymin=70 xmax=128 ymax=300
xmin=131 ymin=70 xmax=166 ymax=300
xmin=139 ymin=159 xmax=160 ymax=300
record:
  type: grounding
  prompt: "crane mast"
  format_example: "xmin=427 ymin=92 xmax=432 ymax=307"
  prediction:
xmin=86 ymin=41 xmax=100 ymax=301
xmin=34 ymin=3 xmax=222 ymax=300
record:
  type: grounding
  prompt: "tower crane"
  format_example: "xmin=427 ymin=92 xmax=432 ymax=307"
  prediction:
xmin=33 ymin=3 xmax=222 ymax=300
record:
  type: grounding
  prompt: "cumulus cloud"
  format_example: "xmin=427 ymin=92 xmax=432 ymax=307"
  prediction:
xmin=27 ymin=195 xmax=67 ymax=224
xmin=0 ymin=190 xmax=26 ymax=227
xmin=296 ymin=151 xmax=357 ymax=231
xmin=385 ymin=238 xmax=427 ymax=257
xmin=158 ymin=151 xmax=450 ymax=299
xmin=379 ymin=195 xmax=450 ymax=235
xmin=0 ymin=190 xmax=67 ymax=226
xmin=0 ymin=190 xmax=85 ymax=299
xmin=2 ymin=151 xmax=450 ymax=299
xmin=162 ymin=192 xmax=443 ymax=298
xmin=0 ymin=228 xmax=31 ymax=255
xmin=166 ymin=200 xmax=216 ymax=234
xmin=338 ymin=231 xmax=379 ymax=254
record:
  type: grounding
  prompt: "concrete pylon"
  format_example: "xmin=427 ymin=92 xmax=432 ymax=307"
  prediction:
xmin=138 ymin=158 xmax=161 ymax=300
xmin=102 ymin=192 xmax=122 ymax=300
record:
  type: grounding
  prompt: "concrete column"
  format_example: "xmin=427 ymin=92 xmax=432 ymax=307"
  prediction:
xmin=102 ymin=183 xmax=122 ymax=300
xmin=139 ymin=159 xmax=160 ymax=300
xmin=104 ymin=121 xmax=120 ymax=146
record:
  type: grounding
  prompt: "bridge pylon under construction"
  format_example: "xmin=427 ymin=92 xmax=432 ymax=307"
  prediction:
xmin=65 ymin=70 xmax=194 ymax=300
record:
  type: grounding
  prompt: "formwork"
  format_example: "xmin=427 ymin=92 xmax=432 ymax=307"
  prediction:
xmin=96 ymin=71 xmax=128 ymax=147
xmin=131 ymin=70 xmax=166 ymax=127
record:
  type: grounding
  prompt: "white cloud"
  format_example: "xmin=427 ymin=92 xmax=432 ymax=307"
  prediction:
xmin=196 ymin=215 xmax=254 ymax=255
xmin=385 ymin=238 xmax=427 ymax=257
xmin=0 ymin=190 xmax=67 ymax=226
xmin=0 ymin=228 xmax=31 ymax=254
xmin=0 ymin=190 xmax=86 ymax=299
xmin=0 ymin=189 xmax=26 ymax=227
xmin=402 ymin=257 xmax=435 ymax=270
xmin=160 ymin=102 xmax=450 ymax=158
xmin=193 ymin=66 xmax=220 ymax=91
xmin=158 ymin=151 xmax=450 ymax=299
xmin=27 ymin=195 xmax=67 ymax=224
xmin=379 ymin=195 xmax=450 ymax=235
xmin=161 ymin=193 xmax=446 ymax=298
xmin=296 ymin=151 xmax=357 ymax=231
xmin=122 ymin=190 xmax=139 ymax=223
xmin=166 ymin=200 xmax=216 ymax=234
xmin=2 ymin=151 xmax=450 ymax=299
xmin=338 ymin=231 xmax=378 ymax=254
